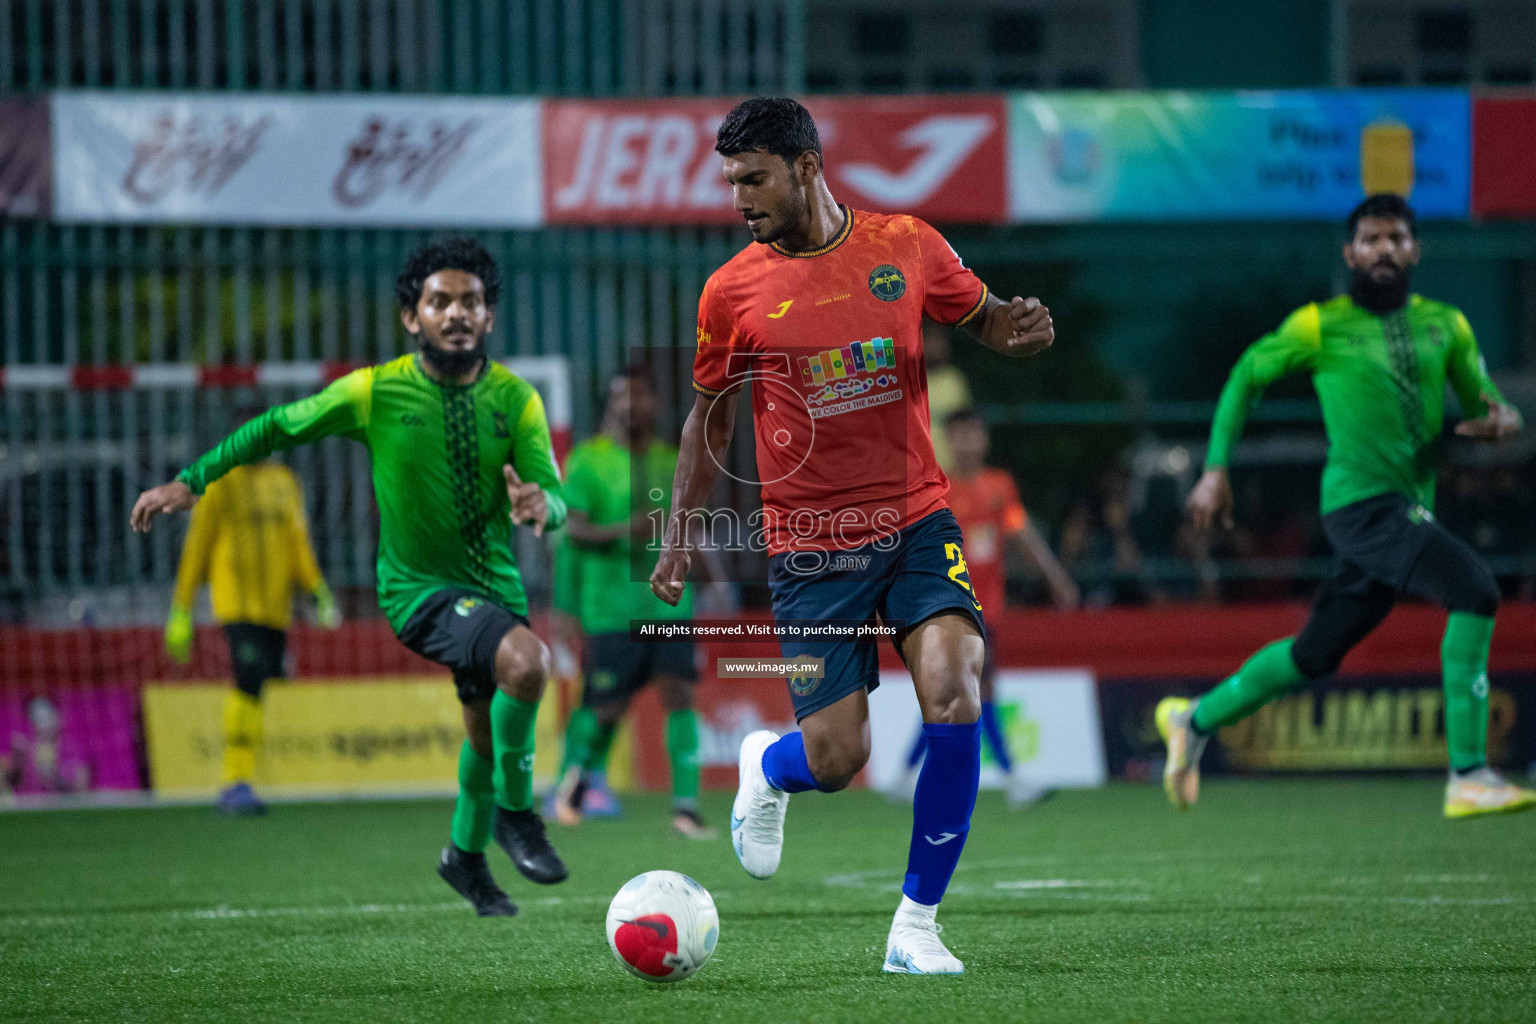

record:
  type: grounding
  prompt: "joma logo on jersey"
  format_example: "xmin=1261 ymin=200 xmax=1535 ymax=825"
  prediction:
xmin=799 ymin=338 xmax=895 ymax=387
xmin=453 ymin=597 xmax=483 ymax=617
xmin=868 ymin=264 xmax=906 ymax=302
xmin=401 ymin=412 xmax=426 ymax=427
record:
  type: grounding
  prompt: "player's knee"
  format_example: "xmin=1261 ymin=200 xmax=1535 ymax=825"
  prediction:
xmin=494 ymin=629 xmax=549 ymax=703
xmin=1289 ymin=636 xmax=1339 ymax=681
xmin=922 ymin=657 xmax=983 ymax=724
xmin=804 ymin=732 xmax=870 ymax=792
xmin=1459 ymin=569 xmax=1500 ymax=618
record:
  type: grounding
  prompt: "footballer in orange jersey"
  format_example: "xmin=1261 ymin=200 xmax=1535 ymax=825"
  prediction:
xmin=650 ymin=98 xmax=1055 ymax=974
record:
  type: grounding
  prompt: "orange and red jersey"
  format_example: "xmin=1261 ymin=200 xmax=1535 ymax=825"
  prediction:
xmin=692 ymin=206 xmax=988 ymax=554
xmin=945 ymin=468 xmax=1027 ymax=614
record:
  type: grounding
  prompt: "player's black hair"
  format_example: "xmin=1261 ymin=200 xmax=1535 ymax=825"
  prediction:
xmin=945 ymin=407 xmax=985 ymax=430
xmin=1346 ymin=194 xmax=1416 ymax=239
xmin=395 ymin=236 xmax=501 ymax=312
xmin=715 ymin=97 xmax=822 ymax=169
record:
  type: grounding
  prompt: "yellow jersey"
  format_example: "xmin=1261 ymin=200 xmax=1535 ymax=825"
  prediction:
xmin=172 ymin=462 xmax=325 ymax=630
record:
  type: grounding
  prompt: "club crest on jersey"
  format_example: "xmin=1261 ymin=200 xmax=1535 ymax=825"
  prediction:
xmin=868 ymin=265 xmax=906 ymax=302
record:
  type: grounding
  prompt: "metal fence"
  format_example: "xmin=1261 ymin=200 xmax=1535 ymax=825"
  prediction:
xmin=2 ymin=0 xmax=804 ymax=620
xmin=1 ymin=0 xmax=804 ymax=95
xmin=0 ymin=220 xmax=759 ymax=618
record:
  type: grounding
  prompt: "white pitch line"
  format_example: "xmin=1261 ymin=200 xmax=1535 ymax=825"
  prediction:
xmin=1300 ymin=894 xmax=1528 ymax=907
xmin=0 ymin=895 xmax=616 ymax=930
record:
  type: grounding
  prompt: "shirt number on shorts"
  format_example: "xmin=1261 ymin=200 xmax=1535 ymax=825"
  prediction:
xmin=944 ymin=543 xmax=983 ymax=611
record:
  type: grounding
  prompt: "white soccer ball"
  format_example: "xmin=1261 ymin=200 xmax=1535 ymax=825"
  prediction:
xmin=605 ymin=870 xmax=719 ymax=983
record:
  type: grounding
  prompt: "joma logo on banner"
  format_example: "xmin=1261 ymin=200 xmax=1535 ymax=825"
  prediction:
xmin=123 ymin=112 xmax=270 ymax=204
xmin=333 ymin=117 xmax=478 ymax=208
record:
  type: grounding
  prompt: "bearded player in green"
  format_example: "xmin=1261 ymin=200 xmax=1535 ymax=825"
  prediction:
xmin=1161 ymin=194 xmax=1532 ymax=820
xmin=131 ymin=237 xmax=569 ymax=915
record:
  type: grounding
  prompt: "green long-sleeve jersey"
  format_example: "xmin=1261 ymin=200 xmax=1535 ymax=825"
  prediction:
xmin=1206 ymin=294 xmax=1503 ymax=514
xmin=177 ymin=353 xmax=567 ymax=631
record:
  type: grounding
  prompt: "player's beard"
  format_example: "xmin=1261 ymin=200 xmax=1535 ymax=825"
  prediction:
xmin=420 ymin=334 xmax=486 ymax=378
xmin=754 ymin=188 xmax=810 ymax=246
xmin=1349 ymin=263 xmax=1411 ymax=314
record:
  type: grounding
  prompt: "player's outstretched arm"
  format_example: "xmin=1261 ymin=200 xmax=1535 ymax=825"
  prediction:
xmin=131 ymin=481 xmax=197 ymax=533
xmin=651 ymin=391 xmax=738 ymax=606
xmin=131 ymin=370 xmax=372 ymax=533
xmin=1448 ymin=313 xmax=1523 ymax=442
xmin=1186 ymin=467 xmax=1235 ymax=533
xmin=962 ymin=293 xmax=1055 ymax=359
xmin=1194 ymin=306 xmax=1321 ymax=534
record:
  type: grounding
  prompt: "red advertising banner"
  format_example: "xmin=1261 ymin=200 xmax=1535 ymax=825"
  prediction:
xmin=1472 ymin=94 xmax=1536 ymax=218
xmin=543 ymin=95 xmax=1007 ymax=226
xmin=0 ymin=97 xmax=51 ymax=217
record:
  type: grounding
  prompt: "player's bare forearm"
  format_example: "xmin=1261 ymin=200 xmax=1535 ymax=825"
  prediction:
xmin=664 ymin=392 xmax=737 ymax=552
xmin=963 ymin=292 xmax=1054 ymax=359
xmin=651 ymin=391 xmax=737 ymax=604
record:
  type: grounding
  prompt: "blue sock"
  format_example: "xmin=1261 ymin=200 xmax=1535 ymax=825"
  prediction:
xmin=904 ymin=729 xmax=928 ymax=770
xmin=761 ymin=732 xmax=822 ymax=794
xmin=980 ymin=701 xmax=1012 ymax=772
xmin=903 ymin=721 xmax=980 ymax=906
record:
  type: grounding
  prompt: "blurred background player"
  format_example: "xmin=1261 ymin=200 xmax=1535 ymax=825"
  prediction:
xmin=1164 ymin=195 xmax=1533 ymax=820
xmin=165 ymin=412 xmax=340 ymax=816
xmin=893 ymin=407 xmax=1079 ymax=807
xmin=923 ymin=322 xmax=972 ymax=473
xmin=652 ymin=98 xmax=1056 ymax=975
xmin=547 ymin=368 xmax=716 ymax=840
xmin=132 ymin=237 xmax=570 ymax=916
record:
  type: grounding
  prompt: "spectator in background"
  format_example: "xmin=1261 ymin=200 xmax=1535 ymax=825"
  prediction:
xmin=923 ymin=319 xmax=971 ymax=473
xmin=1059 ymin=465 xmax=1163 ymax=607
xmin=166 ymin=408 xmax=339 ymax=816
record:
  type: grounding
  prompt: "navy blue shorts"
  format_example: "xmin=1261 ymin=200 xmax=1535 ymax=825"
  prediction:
xmin=767 ymin=508 xmax=987 ymax=721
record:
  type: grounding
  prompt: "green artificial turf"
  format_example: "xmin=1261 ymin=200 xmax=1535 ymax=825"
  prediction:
xmin=2 ymin=779 xmax=1534 ymax=1023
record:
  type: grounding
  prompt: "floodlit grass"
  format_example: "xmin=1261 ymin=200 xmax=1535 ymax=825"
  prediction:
xmin=3 ymin=779 xmax=1534 ymax=1023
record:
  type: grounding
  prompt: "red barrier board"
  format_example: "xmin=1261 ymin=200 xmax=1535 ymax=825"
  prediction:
xmin=543 ymin=96 xmax=1007 ymax=226
xmin=1472 ymin=95 xmax=1536 ymax=218
xmin=7 ymin=603 xmax=1536 ymax=688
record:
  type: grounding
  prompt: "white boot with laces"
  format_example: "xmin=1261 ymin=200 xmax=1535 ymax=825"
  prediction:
xmin=883 ymin=896 xmax=963 ymax=975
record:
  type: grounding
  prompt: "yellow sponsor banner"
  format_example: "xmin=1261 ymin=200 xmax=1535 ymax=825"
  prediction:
xmin=1219 ymin=687 xmax=1516 ymax=771
xmin=144 ymin=674 xmax=633 ymax=798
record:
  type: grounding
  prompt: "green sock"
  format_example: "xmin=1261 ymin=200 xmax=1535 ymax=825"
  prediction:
xmin=1442 ymin=612 xmax=1494 ymax=773
xmin=666 ymin=709 xmax=701 ymax=807
xmin=450 ymin=740 xmax=495 ymax=853
xmin=490 ymin=690 xmax=540 ymax=812
xmin=559 ymin=707 xmax=601 ymax=777
xmin=1191 ymin=638 xmax=1308 ymax=733
xmin=583 ymin=719 xmax=619 ymax=772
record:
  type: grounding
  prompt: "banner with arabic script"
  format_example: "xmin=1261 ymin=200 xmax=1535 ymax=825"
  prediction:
xmin=50 ymin=92 xmax=542 ymax=227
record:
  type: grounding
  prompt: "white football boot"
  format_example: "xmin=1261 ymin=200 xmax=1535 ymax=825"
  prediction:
xmin=730 ymin=730 xmax=789 ymax=879
xmin=883 ymin=897 xmax=963 ymax=975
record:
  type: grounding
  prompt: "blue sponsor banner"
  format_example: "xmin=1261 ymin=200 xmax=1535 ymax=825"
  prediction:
xmin=1007 ymin=90 xmax=1470 ymax=222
